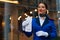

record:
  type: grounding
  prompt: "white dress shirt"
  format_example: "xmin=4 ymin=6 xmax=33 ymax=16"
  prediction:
xmin=36 ymin=16 xmax=48 ymax=37
xmin=39 ymin=16 xmax=46 ymax=26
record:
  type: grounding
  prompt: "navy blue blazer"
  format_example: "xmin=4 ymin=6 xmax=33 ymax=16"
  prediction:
xmin=24 ymin=15 xmax=57 ymax=40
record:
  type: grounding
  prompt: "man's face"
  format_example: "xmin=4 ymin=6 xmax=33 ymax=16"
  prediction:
xmin=38 ymin=3 xmax=47 ymax=14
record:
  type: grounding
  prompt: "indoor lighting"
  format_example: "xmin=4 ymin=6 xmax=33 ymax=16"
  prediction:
xmin=0 ymin=0 xmax=18 ymax=4
xmin=58 ymin=18 xmax=60 ymax=20
xmin=10 ymin=17 xmax=11 ymax=20
xmin=30 ymin=11 xmax=32 ymax=14
xmin=34 ymin=9 xmax=37 ymax=12
xmin=18 ymin=16 xmax=21 ymax=20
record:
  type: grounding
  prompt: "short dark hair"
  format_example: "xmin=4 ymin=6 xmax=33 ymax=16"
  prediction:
xmin=38 ymin=2 xmax=48 ymax=9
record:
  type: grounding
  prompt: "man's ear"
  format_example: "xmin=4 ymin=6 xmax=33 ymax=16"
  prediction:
xmin=47 ymin=10 xmax=49 ymax=14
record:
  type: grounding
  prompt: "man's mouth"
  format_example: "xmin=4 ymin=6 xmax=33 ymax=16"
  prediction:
xmin=39 ymin=10 xmax=43 ymax=12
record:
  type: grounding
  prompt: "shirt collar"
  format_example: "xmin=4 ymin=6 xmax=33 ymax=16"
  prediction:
xmin=39 ymin=15 xmax=46 ymax=20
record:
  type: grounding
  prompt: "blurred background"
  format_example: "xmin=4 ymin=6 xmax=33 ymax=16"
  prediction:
xmin=0 ymin=0 xmax=60 ymax=40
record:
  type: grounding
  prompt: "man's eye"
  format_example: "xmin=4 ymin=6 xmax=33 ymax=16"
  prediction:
xmin=42 ymin=7 xmax=44 ymax=8
xmin=38 ymin=6 xmax=45 ymax=8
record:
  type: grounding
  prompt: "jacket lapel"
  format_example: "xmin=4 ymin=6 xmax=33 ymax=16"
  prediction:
xmin=36 ymin=16 xmax=49 ymax=27
xmin=42 ymin=17 xmax=49 ymax=27
xmin=36 ymin=17 xmax=40 ymax=26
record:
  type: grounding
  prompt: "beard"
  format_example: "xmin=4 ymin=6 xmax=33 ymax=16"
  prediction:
xmin=39 ymin=14 xmax=46 ymax=17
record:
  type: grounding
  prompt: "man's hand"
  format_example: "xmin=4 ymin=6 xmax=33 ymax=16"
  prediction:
xmin=36 ymin=31 xmax=48 ymax=37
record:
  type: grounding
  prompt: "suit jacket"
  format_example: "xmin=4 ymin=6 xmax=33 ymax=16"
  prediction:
xmin=24 ymin=15 xmax=57 ymax=40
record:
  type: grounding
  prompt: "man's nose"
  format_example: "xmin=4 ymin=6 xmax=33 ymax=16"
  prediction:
xmin=40 ymin=9 xmax=42 ymax=12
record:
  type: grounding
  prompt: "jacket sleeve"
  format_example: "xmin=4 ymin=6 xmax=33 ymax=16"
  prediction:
xmin=49 ymin=21 xmax=57 ymax=38
xmin=22 ymin=17 xmax=33 ymax=37
xmin=23 ymin=31 xmax=32 ymax=37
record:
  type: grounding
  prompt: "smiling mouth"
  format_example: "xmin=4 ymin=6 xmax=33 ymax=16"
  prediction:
xmin=39 ymin=10 xmax=43 ymax=12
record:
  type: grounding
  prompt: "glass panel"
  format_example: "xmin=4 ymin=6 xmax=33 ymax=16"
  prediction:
xmin=56 ymin=0 xmax=60 ymax=11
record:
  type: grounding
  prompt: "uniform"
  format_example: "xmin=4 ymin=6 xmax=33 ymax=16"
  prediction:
xmin=22 ymin=15 xmax=57 ymax=40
